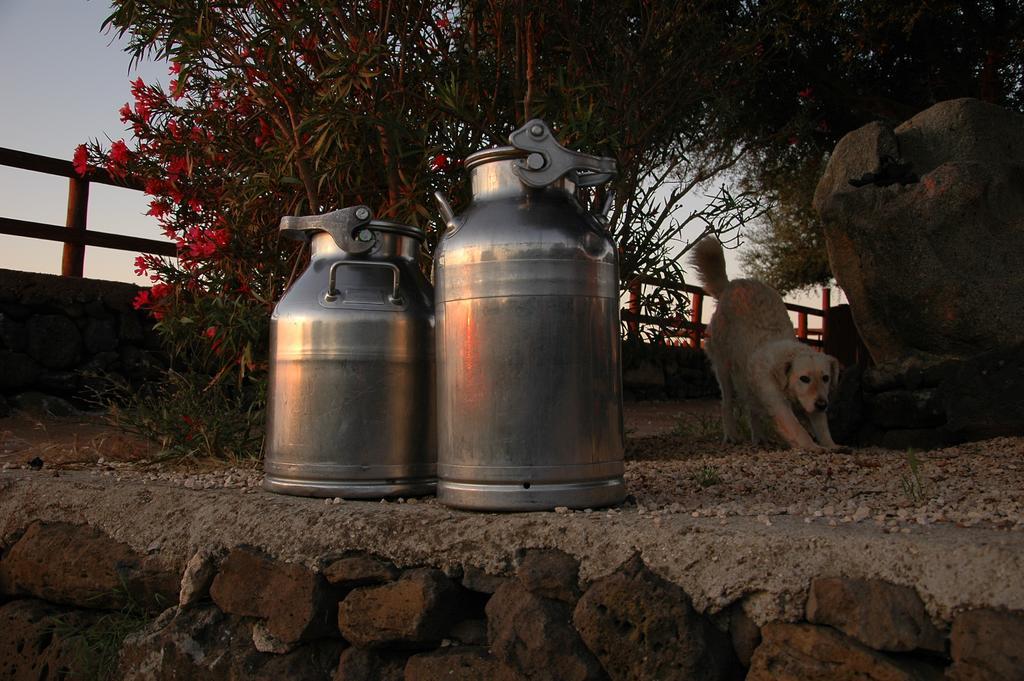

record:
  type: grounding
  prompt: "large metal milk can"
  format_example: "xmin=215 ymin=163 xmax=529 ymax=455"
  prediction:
xmin=264 ymin=206 xmax=436 ymax=498
xmin=433 ymin=119 xmax=626 ymax=511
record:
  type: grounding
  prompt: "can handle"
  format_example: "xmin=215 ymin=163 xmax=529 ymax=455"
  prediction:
xmin=508 ymin=119 xmax=617 ymax=189
xmin=280 ymin=205 xmax=376 ymax=254
xmin=325 ymin=261 xmax=402 ymax=304
xmin=432 ymin=188 xmax=464 ymax=236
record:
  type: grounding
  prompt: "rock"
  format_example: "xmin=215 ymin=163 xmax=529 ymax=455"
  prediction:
xmin=461 ymin=564 xmax=509 ymax=594
xmin=121 ymin=344 xmax=161 ymax=380
xmin=806 ymin=577 xmax=945 ymax=653
xmin=747 ymin=622 xmax=944 ymax=681
xmin=0 ymin=598 xmax=103 ymax=681
xmin=26 ymin=314 xmax=82 ymax=369
xmin=9 ymin=391 xmax=78 ymax=417
xmin=36 ymin=370 xmax=81 ymax=397
xmin=939 ymin=342 xmax=1024 ymax=443
xmin=209 ymin=545 xmax=337 ymax=645
xmin=572 ymin=554 xmax=734 ymax=681
xmin=948 ymin=608 xmax=1024 ymax=681
xmin=255 ymin=639 xmax=345 ymax=681
xmin=0 ymin=521 xmax=178 ymax=612
xmin=827 ymin=362 xmax=865 ymax=445
xmin=405 ymin=647 xmax=526 ymax=681
xmin=0 ymin=313 xmax=27 ymax=351
xmin=83 ymin=349 xmax=120 ymax=371
xmin=865 ymin=389 xmax=945 ymax=430
xmin=814 ymin=98 xmax=1024 ymax=363
xmin=622 ymin=360 xmax=667 ymax=398
xmin=0 ymin=351 xmax=40 ymax=391
xmin=179 ymin=546 xmax=224 ymax=607
xmin=119 ymin=603 xmax=343 ymax=681
xmin=487 ymin=580 xmax=607 ymax=681
xmin=118 ymin=604 xmax=251 ymax=679
xmin=730 ymin=602 xmax=762 ymax=668
xmin=337 ymin=568 xmax=460 ymax=648
xmin=253 ymin=619 xmax=298 ymax=654
xmin=333 ymin=647 xmax=408 ymax=681
xmin=119 ymin=311 xmax=147 ymax=343
xmin=450 ymin=617 xmax=488 ymax=646
xmin=515 ymin=548 xmax=582 ymax=604
xmin=83 ymin=317 xmax=119 ymax=354
xmin=321 ymin=552 xmax=400 ymax=587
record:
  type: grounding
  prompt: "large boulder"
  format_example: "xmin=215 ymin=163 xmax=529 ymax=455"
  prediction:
xmin=814 ymin=98 xmax=1024 ymax=363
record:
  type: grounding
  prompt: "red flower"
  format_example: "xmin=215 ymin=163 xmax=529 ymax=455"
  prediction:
xmin=119 ymin=102 xmax=133 ymax=123
xmin=132 ymin=289 xmax=151 ymax=310
xmin=787 ymin=135 xmax=799 ymax=146
xmin=798 ymin=87 xmax=814 ymax=99
xmin=133 ymin=255 xmax=149 ymax=276
xmin=135 ymin=99 xmax=151 ymax=123
xmin=430 ymin=154 xmax=448 ymax=171
xmin=436 ymin=17 xmax=450 ymax=29
xmin=169 ymin=62 xmax=181 ymax=75
xmin=150 ymin=283 xmax=172 ymax=300
xmin=147 ymin=200 xmax=171 ymax=218
xmin=109 ymin=140 xmax=130 ymax=165
xmin=72 ymin=144 xmax=89 ymax=176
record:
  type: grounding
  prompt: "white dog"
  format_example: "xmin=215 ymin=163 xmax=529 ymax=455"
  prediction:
xmin=692 ymin=237 xmax=839 ymax=450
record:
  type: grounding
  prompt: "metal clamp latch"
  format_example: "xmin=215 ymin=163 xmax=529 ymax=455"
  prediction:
xmin=508 ymin=119 xmax=616 ymax=189
xmin=280 ymin=205 xmax=376 ymax=254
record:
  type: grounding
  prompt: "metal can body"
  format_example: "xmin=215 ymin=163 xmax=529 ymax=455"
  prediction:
xmin=264 ymin=214 xmax=435 ymax=498
xmin=435 ymin=137 xmax=625 ymax=511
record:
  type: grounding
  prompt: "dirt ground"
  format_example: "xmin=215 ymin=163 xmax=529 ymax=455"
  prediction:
xmin=0 ymin=399 xmax=716 ymax=468
xmin=3 ymin=399 xmax=1023 ymax=534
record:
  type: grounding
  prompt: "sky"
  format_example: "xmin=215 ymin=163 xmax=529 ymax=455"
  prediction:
xmin=0 ymin=0 xmax=836 ymax=317
xmin=0 ymin=0 xmax=166 ymax=284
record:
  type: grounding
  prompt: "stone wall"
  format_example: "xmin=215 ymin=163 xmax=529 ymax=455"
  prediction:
xmin=622 ymin=341 xmax=720 ymax=400
xmin=829 ymin=343 xmax=1024 ymax=449
xmin=0 ymin=269 xmax=163 ymax=416
xmin=1 ymin=520 xmax=1020 ymax=680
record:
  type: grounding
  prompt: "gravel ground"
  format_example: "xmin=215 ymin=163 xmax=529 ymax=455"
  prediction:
xmin=3 ymin=400 xmax=1021 ymax=536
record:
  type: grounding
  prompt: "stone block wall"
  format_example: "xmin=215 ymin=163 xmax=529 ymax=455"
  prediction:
xmin=2 ymin=521 xmax=1021 ymax=680
xmin=622 ymin=341 xmax=720 ymax=401
xmin=829 ymin=343 xmax=1024 ymax=449
xmin=0 ymin=269 xmax=163 ymax=416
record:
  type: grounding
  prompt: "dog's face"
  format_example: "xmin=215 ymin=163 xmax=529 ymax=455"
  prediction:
xmin=784 ymin=353 xmax=839 ymax=415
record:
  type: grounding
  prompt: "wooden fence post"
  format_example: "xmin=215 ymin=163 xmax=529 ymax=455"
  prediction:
xmin=626 ymin=278 xmax=641 ymax=339
xmin=62 ymin=176 xmax=89 ymax=277
xmin=821 ymin=287 xmax=831 ymax=346
xmin=690 ymin=291 xmax=703 ymax=347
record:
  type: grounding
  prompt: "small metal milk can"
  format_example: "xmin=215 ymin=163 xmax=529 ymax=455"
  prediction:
xmin=433 ymin=119 xmax=626 ymax=511
xmin=264 ymin=206 xmax=436 ymax=498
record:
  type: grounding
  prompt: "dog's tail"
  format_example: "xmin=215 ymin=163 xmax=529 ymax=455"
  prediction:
xmin=691 ymin=237 xmax=729 ymax=298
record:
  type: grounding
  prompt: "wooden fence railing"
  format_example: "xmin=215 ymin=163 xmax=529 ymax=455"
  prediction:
xmin=0 ymin=147 xmax=176 ymax=277
xmin=621 ymin=274 xmax=830 ymax=349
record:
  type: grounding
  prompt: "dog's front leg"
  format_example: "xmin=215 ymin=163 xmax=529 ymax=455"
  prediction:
xmin=768 ymin=403 xmax=821 ymax=450
xmin=808 ymin=411 xmax=837 ymax=448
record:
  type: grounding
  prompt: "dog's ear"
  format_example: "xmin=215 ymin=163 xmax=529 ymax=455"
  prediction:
xmin=771 ymin=352 xmax=793 ymax=392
